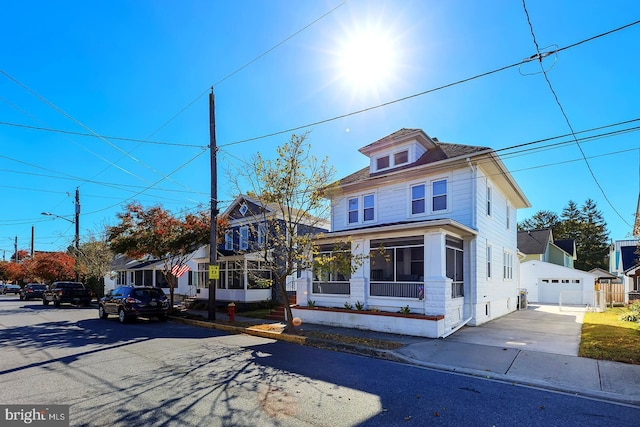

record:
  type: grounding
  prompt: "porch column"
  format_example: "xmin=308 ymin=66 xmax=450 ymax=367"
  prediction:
xmin=423 ymin=231 xmax=447 ymax=317
xmin=350 ymin=238 xmax=368 ymax=306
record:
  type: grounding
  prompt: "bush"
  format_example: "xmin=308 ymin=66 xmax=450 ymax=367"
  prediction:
xmin=619 ymin=301 xmax=640 ymax=322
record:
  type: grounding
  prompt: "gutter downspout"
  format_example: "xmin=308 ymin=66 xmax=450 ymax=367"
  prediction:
xmin=467 ymin=157 xmax=477 ymax=324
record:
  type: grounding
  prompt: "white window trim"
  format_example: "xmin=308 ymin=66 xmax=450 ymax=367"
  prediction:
xmin=506 ymin=202 xmax=511 ymax=229
xmin=487 ymin=185 xmax=492 ymax=217
xmin=409 ymin=182 xmax=427 ymax=217
xmin=487 ymin=243 xmax=492 ymax=279
xmin=503 ymin=249 xmax=513 ymax=280
xmin=239 ymin=226 xmax=249 ymax=250
xmin=346 ymin=192 xmax=377 ymax=225
xmin=430 ymin=177 xmax=449 ymax=213
xmin=224 ymin=230 xmax=233 ymax=250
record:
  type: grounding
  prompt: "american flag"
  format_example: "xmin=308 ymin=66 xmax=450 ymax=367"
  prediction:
xmin=171 ymin=263 xmax=190 ymax=278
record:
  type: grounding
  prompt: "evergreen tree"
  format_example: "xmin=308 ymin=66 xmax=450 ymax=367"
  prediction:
xmin=517 ymin=210 xmax=561 ymax=232
xmin=575 ymin=199 xmax=609 ymax=271
xmin=556 ymin=200 xmax=581 ymax=241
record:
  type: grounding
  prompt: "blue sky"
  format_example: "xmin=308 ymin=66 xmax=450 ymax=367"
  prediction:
xmin=1 ymin=0 xmax=639 ymax=257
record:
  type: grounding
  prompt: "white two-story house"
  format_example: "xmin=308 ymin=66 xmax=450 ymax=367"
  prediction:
xmin=293 ymin=128 xmax=531 ymax=338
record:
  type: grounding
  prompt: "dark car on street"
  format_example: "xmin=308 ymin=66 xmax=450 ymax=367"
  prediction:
xmin=43 ymin=282 xmax=92 ymax=307
xmin=20 ymin=283 xmax=47 ymax=300
xmin=2 ymin=284 xmax=21 ymax=295
xmin=99 ymin=286 xmax=169 ymax=324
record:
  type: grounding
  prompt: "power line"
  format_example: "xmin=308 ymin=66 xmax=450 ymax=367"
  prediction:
xmin=0 ymin=121 xmax=204 ymax=148
xmin=145 ymin=0 xmax=349 ymax=141
xmin=521 ymin=0 xmax=632 ymax=228
xmin=218 ymin=18 xmax=640 ymax=149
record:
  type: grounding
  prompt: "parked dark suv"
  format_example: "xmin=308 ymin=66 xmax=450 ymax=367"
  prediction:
xmin=20 ymin=283 xmax=47 ymax=300
xmin=99 ymin=286 xmax=169 ymax=323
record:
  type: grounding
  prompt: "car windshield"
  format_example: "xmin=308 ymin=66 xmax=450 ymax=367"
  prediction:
xmin=131 ymin=289 xmax=166 ymax=299
xmin=56 ymin=283 xmax=84 ymax=289
xmin=32 ymin=285 xmax=46 ymax=290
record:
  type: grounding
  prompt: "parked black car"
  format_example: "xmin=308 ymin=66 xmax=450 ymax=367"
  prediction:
xmin=2 ymin=284 xmax=21 ymax=295
xmin=99 ymin=286 xmax=169 ymax=323
xmin=43 ymin=282 xmax=92 ymax=307
xmin=20 ymin=283 xmax=47 ymax=300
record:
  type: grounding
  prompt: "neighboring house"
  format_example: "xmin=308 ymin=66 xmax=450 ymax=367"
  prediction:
xmin=104 ymin=249 xmax=203 ymax=299
xmin=517 ymin=229 xmax=576 ymax=268
xmin=292 ymin=128 xmax=531 ymax=338
xmin=190 ymin=195 xmax=330 ymax=304
xmin=609 ymin=239 xmax=640 ymax=302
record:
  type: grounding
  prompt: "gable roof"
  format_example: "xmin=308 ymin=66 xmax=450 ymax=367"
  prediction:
xmin=334 ymin=128 xmax=530 ymax=209
xmin=517 ymin=229 xmax=552 ymax=254
xmin=554 ymin=239 xmax=576 ymax=258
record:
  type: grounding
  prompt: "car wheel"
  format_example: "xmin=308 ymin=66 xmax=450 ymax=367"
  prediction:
xmin=158 ymin=314 xmax=168 ymax=322
xmin=43 ymin=298 xmax=49 ymax=306
xmin=99 ymin=305 xmax=108 ymax=319
xmin=19 ymin=295 xmax=24 ymax=301
xmin=118 ymin=308 xmax=128 ymax=324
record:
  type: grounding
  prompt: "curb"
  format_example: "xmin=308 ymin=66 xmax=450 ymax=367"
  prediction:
xmin=169 ymin=316 xmax=307 ymax=345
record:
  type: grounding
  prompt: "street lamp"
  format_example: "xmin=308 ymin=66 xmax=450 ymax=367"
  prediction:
xmin=41 ymin=187 xmax=81 ymax=281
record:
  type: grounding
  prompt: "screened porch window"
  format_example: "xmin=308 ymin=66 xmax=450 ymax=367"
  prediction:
xmin=369 ymin=237 xmax=424 ymax=298
xmin=447 ymin=237 xmax=464 ymax=298
xmin=312 ymin=246 xmax=351 ymax=295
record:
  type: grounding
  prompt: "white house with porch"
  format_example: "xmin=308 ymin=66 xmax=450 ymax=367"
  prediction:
xmin=292 ymin=128 xmax=530 ymax=338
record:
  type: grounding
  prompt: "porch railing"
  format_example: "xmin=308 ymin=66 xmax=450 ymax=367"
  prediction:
xmin=312 ymin=281 xmax=350 ymax=295
xmin=370 ymin=282 xmax=422 ymax=298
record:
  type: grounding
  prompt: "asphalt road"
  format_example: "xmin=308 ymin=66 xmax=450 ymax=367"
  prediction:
xmin=0 ymin=295 xmax=638 ymax=426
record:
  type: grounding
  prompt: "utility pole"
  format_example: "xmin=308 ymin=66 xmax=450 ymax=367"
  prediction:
xmin=31 ymin=226 xmax=34 ymax=258
xmin=208 ymin=88 xmax=218 ymax=321
xmin=14 ymin=236 xmax=18 ymax=263
xmin=75 ymin=187 xmax=80 ymax=282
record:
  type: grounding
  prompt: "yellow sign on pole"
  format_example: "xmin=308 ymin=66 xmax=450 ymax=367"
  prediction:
xmin=208 ymin=265 xmax=220 ymax=280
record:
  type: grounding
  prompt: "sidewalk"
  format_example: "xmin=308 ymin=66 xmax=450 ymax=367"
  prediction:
xmin=173 ymin=309 xmax=640 ymax=406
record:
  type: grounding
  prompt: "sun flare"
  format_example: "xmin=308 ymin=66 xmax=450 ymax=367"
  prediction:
xmin=336 ymin=29 xmax=399 ymax=93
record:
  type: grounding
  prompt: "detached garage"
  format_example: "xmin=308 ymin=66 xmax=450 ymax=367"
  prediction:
xmin=520 ymin=260 xmax=597 ymax=307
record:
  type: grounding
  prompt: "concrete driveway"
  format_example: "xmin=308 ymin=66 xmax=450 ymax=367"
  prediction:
xmin=447 ymin=304 xmax=585 ymax=356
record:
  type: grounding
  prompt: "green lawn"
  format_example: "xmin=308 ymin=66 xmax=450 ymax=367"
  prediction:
xmin=579 ymin=307 xmax=640 ymax=365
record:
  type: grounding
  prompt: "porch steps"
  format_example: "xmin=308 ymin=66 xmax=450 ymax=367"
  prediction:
xmin=265 ymin=295 xmax=297 ymax=321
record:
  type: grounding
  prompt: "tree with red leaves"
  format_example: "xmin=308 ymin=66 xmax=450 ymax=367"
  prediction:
xmin=28 ymin=252 xmax=76 ymax=283
xmin=107 ymin=203 xmax=218 ymax=310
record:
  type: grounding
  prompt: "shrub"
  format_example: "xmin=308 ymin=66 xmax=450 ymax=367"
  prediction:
xmin=344 ymin=302 xmax=353 ymax=310
xmin=355 ymin=301 xmax=365 ymax=311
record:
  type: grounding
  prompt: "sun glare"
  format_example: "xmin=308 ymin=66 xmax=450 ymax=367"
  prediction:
xmin=337 ymin=29 xmax=399 ymax=94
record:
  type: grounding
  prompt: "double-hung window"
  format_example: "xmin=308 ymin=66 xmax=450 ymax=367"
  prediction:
xmin=432 ymin=179 xmax=447 ymax=211
xmin=239 ymin=226 xmax=249 ymax=250
xmin=348 ymin=194 xmax=375 ymax=224
xmin=257 ymin=223 xmax=267 ymax=247
xmin=363 ymin=194 xmax=375 ymax=222
xmin=224 ymin=230 xmax=233 ymax=250
xmin=487 ymin=245 xmax=492 ymax=279
xmin=487 ymin=186 xmax=492 ymax=216
xmin=348 ymin=198 xmax=359 ymax=224
xmin=503 ymin=250 xmax=513 ymax=280
xmin=411 ymin=184 xmax=426 ymax=215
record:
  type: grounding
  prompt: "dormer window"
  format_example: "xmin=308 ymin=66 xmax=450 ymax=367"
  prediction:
xmin=376 ymin=155 xmax=390 ymax=170
xmin=394 ymin=150 xmax=408 ymax=165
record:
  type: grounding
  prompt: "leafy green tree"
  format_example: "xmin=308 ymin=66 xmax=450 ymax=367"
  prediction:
xmin=229 ymin=133 xmax=362 ymax=330
xmin=107 ymin=203 xmax=211 ymax=310
xmin=77 ymin=232 xmax=115 ymax=299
